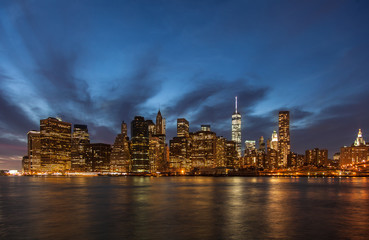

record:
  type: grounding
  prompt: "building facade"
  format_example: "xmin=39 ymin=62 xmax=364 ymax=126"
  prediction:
xmin=110 ymin=121 xmax=131 ymax=172
xmin=40 ymin=117 xmax=72 ymax=172
xmin=86 ymin=143 xmax=111 ymax=172
xmin=305 ymin=148 xmax=328 ymax=167
xmin=131 ymin=116 xmax=150 ymax=173
xmin=71 ymin=124 xmax=90 ymax=171
xmin=232 ymin=96 xmax=242 ymax=157
xmin=25 ymin=130 xmax=41 ymax=173
xmin=278 ymin=111 xmax=290 ymax=167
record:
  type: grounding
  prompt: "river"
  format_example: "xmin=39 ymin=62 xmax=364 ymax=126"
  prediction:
xmin=1 ymin=176 xmax=368 ymax=239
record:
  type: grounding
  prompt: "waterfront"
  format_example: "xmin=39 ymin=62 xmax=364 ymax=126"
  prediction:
xmin=1 ymin=176 xmax=369 ymax=240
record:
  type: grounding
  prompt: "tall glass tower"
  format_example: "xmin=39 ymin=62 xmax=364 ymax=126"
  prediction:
xmin=278 ymin=111 xmax=290 ymax=167
xmin=232 ymin=96 xmax=242 ymax=157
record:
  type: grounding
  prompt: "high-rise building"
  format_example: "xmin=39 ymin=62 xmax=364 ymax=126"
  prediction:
xmin=155 ymin=110 xmax=166 ymax=142
xmin=340 ymin=129 xmax=369 ymax=167
xmin=146 ymin=120 xmax=156 ymax=137
xmin=354 ymin=129 xmax=366 ymax=146
xmin=148 ymin=136 xmax=167 ymax=173
xmin=245 ymin=140 xmax=256 ymax=151
xmin=190 ymin=125 xmax=217 ymax=168
xmin=71 ymin=124 xmax=90 ymax=171
xmin=225 ymin=141 xmax=238 ymax=168
xmin=271 ymin=130 xmax=278 ymax=151
xmin=305 ymin=148 xmax=328 ymax=166
xmin=170 ymin=118 xmax=191 ymax=172
xmin=131 ymin=116 xmax=150 ymax=173
xmin=244 ymin=140 xmax=257 ymax=166
xmin=40 ymin=117 xmax=72 ymax=172
xmin=169 ymin=136 xmax=191 ymax=171
xmin=232 ymin=96 xmax=242 ymax=157
xmin=110 ymin=121 xmax=131 ymax=173
xmin=86 ymin=143 xmax=111 ymax=172
xmin=215 ymin=137 xmax=227 ymax=168
xmin=259 ymin=136 xmax=265 ymax=152
xmin=177 ymin=118 xmax=189 ymax=137
xmin=278 ymin=111 xmax=290 ymax=167
xmin=26 ymin=130 xmax=41 ymax=173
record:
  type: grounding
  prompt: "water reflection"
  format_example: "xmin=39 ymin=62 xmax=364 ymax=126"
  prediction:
xmin=0 ymin=176 xmax=368 ymax=240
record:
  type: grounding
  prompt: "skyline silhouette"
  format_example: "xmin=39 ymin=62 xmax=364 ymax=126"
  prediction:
xmin=1 ymin=0 xmax=369 ymax=169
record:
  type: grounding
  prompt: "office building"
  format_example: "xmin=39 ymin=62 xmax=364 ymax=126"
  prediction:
xmin=278 ymin=111 xmax=290 ymax=167
xmin=131 ymin=116 xmax=150 ymax=173
xmin=340 ymin=129 xmax=369 ymax=166
xmin=232 ymin=96 xmax=242 ymax=157
xmin=40 ymin=117 xmax=72 ymax=172
xmin=305 ymin=148 xmax=328 ymax=166
xmin=110 ymin=121 xmax=131 ymax=172
xmin=86 ymin=143 xmax=111 ymax=172
xmin=71 ymin=124 xmax=90 ymax=171
xmin=177 ymin=118 xmax=189 ymax=137
xmin=26 ymin=130 xmax=41 ymax=173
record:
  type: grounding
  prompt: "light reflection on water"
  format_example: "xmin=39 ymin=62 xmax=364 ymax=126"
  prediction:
xmin=1 ymin=176 xmax=369 ymax=240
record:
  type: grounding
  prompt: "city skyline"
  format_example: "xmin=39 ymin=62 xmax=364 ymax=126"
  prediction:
xmin=1 ymin=0 xmax=369 ymax=169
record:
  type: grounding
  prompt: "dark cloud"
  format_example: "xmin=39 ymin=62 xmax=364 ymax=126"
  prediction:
xmin=164 ymin=78 xmax=269 ymax=140
xmin=292 ymin=91 xmax=369 ymax=156
xmin=1 ymin=0 xmax=369 ymax=170
xmin=0 ymin=73 xmax=37 ymax=134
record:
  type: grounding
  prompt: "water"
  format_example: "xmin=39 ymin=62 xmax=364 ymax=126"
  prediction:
xmin=1 ymin=176 xmax=368 ymax=240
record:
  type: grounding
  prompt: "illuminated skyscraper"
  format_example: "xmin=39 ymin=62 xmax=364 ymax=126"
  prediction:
xmin=278 ymin=111 xmax=290 ymax=167
xmin=40 ymin=117 xmax=72 ymax=172
xmin=131 ymin=116 xmax=150 ymax=173
xmin=340 ymin=129 xmax=369 ymax=166
xmin=354 ymin=129 xmax=366 ymax=146
xmin=170 ymin=118 xmax=191 ymax=172
xmin=271 ymin=130 xmax=278 ymax=151
xmin=232 ymin=96 xmax=242 ymax=157
xmin=71 ymin=124 xmax=90 ymax=171
xmin=86 ymin=143 xmax=111 ymax=172
xmin=155 ymin=110 xmax=166 ymax=142
xmin=190 ymin=125 xmax=217 ymax=168
xmin=110 ymin=121 xmax=131 ymax=172
xmin=259 ymin=136 xmax=265 ymax=152
xmin=305 ymin=148 xmax=328 ymax=166
xmin=146 ymin=120 xmax=156 ymax=137
xmin=177 ymin=118 xmax=189 ymax=137
xmin=26 ymin=130 xmax=41 ymax=173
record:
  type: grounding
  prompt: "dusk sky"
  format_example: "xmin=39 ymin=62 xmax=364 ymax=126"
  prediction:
xmin=1 ymin=0 xmax=369 ymax=169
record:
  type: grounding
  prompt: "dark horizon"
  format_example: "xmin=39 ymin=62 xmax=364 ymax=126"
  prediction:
xmin=1 ymin=0 xmax=369 ymax=169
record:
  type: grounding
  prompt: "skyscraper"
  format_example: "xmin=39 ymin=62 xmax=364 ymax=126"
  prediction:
xmin=26 ymin=130 xmax=41 ymax=173
xmin=271 ymin=130 xmax=278 ymax=151
xmin=170 ymin=118 xmax=191 ymax=172
xmin=110 ymin=121 xmax=131 ymax=173
xmin=232 ymin=96 xmax=242 ymax=157
xmin=278 ymin=111 xmax=290 ymax=167
xmin=71 ymin=124 xmax=90 ymax=172
xmin=40 ymin=117 xmax=72 ymax=172
xmin=177 ymin=118 xmax=189 ymax=137
xmin=259 ymin=136 xmax=265 ymax=152
xmin=131 ymin=116 xmax=150 ymax=173
xmin=86 ymin=143 xmax=111 ymax=172
xmin=354 ymin=129 xmax=366 ymax=146
xmin=156 ymin=110 xmax=165 ymax=134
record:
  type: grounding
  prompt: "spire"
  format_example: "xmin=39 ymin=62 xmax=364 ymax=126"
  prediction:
xmin=354 ymin=129 xmax=366 ymax=146
xmin=235 ymin=96 xmax=238 ymax=113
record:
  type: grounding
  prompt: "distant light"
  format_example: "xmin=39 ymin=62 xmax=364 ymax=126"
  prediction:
xmin=9 ymin=170 xmax=18 ymax=174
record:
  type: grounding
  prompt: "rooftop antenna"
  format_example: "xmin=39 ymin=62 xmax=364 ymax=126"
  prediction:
xmin=235 ymin=96 xmax=238 ymax=113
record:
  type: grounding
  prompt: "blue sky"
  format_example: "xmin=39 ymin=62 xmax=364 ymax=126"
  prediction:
xmin=1 ymin=0 xmax=369 ymax=169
